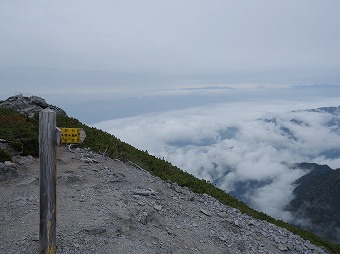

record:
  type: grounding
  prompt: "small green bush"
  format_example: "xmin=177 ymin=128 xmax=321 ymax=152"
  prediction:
xmin=10 ymin=139 xmax=23 ymax=151
xmin=0 ymin=108 xmax=39 ymax=156
xmin=0 ymin=148 xmax=12 ymax=162
xmin=21 ymin=138 xmax=39 ymax=156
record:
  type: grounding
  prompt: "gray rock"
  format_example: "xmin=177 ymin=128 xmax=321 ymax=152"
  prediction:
xmin=0 ymin=162 xmax=18 ymax=181
xmin=12 ymin=155 xmax=34 ymax=165
xmin=274 ymin=237 xmax=281 ymax=243
xmin=217 ymin=211 xmax=228 ymax=218
xmin=277 ymin=243 xmax=288 ymax=251
xmin=247 ymin=219 xmax=257 ymax=226
xmin=30 ymin=96 xmax=48 ymax=107
xmin=200 ymin=209 xmax=212 ymax=216
xmin=218 ymin=235 xmax=228 ymax=242
xmin=0 ymin=94 xmax=67 ymax=117
xmin=4 ymin=161 xmax=14 ymax=166
xmin=234 ymin=220 xmax=241 ymax=227
xmin=153 ymin=204 xmax=163 ymax=211
xmin=84 ymin=227 xmax=107 ymax=235
xmin=133 ymin=188 xmax=157 ymax=196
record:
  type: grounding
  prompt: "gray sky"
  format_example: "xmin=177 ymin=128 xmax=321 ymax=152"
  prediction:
xmin=1 ymin=0 xmax=340 ymax=95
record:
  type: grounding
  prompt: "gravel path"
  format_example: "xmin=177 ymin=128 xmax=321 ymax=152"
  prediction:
xmin=0 ymin=146 xmax=328 ymax=253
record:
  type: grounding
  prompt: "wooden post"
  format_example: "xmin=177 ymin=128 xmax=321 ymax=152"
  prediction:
xmin=39 ymin=109 xmax=57 ymax=254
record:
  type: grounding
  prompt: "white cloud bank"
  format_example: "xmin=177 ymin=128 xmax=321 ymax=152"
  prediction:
xmin=94 ymin=88 xmax=340 ymax=222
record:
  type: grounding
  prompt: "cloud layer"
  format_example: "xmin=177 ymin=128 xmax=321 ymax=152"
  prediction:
xmin=94 ymin=88 xmax=340 ymax=222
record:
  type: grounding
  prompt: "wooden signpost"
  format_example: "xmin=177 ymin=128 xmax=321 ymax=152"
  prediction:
xmin=39 ymin=109 xmax=58 ymax=254
xmin=39 ymin=109 xmax=85 ymax=254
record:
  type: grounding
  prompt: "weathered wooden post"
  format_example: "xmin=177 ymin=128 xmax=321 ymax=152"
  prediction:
xmin=39 ymin=109 xmax=58 ymax=254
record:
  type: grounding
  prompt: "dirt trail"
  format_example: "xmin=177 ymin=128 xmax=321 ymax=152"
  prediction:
xmin=0 ymin=146 xmax=327 ymax=253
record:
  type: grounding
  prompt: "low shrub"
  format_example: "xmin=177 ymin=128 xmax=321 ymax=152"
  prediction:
xmin=0 ymin=148 xmax=12 ymax=162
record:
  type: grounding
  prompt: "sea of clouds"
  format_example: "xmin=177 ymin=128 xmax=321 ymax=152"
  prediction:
xmin=94 ymin=86 xmax=340 ymax=223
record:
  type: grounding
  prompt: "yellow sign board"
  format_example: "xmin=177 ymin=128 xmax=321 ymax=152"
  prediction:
xmin=60 ymin=128 xmax=84 ymax=144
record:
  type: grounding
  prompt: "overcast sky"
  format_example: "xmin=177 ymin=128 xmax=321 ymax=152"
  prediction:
xmin=1 ymin=0 xmax=340 ymax=96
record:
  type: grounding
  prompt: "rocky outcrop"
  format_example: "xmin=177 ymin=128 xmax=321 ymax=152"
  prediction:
xmin=0 ymin=94 xmax=67 ymax=117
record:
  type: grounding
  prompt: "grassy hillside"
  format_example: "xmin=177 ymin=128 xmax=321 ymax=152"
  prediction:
xmin=1 ymin=108 xmax=339 ymax=253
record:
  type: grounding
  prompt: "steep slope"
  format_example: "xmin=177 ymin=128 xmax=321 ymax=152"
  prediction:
xmin=287 ymin=163 xmax=340 ymax=244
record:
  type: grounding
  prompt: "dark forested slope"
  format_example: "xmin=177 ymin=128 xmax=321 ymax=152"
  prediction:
xmin=287 ymin=163 xmax=340 ymax=244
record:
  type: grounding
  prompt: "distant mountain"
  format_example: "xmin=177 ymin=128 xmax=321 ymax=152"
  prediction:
xmin=306 ymin=106 xmax=340 ymax=116
xmin=286 ymin=163 xmax=340 ymax=244
xmin=291 ymin=84 xmax=340 ymax=90
xmin=178 ymin=86 xmax=234 ymax=91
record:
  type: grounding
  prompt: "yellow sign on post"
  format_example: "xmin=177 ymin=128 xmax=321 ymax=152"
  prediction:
xmin=60 ymin=128 xmax=85 ymax=144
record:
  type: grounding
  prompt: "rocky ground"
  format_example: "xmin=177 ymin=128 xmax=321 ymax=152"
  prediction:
xmin=0 ymin=146 xmax=328 ymax=254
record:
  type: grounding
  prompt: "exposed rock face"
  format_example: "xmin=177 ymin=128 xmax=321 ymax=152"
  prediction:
xmin=0 ymin=146 xmax=329 ymax=253
xmin=0 ymin=94 xmax=67 ymax=117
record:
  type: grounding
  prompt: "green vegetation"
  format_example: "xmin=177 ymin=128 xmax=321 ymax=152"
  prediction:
xmin=0 ymin=108 xmax=39 ymax=156
xmin=1 ymin=108 xmax=339 ymax=253
xmin=0 ymin=148 xmax=12 ymax=162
